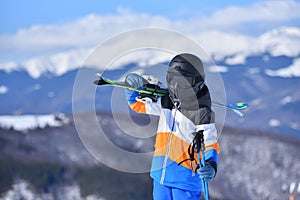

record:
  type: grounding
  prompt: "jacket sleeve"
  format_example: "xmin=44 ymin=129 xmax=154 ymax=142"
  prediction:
xmin=125 ymin=89 xmax=161 ymax=116
xmin=196 ymin=86 xmax=219 ymax=168
xmin=195 ymin=123 xmax=220 ymax=174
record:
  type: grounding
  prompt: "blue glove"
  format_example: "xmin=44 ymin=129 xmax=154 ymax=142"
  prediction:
xmin=125 ymin=73 xmax=146 ymax=89
xmin=198 ymin=164 xmax=216 ymax=183
xmin=125 ymin=73 xmax=147 ymax=103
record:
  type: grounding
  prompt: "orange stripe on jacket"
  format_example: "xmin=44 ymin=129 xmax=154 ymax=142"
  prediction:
xmin=154 ymin=132 xmax=198 ymax=170
xmin=154 ymin=132 xmax=220 ymax=170
xmin=153 ymin=132 xmax=169 ymax=156
xmin=169 ymin=134 xmax=198 ymax=170
xmin=129 ymin=102 xmax=146 ymax=114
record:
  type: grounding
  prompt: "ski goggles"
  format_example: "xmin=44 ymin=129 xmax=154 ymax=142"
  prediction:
xmin=166 ymin=72 xmax=201 ymax=89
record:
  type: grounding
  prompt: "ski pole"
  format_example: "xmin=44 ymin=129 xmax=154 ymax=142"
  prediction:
xmin=195 ymin=131 xmax=210 ymax=200
xmin=212 ymin=101 xmax=249 ymax=117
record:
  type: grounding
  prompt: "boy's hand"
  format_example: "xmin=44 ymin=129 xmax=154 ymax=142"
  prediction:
xmin=124 ymin=73 xmax=147 ymax=102
xmin=125 ymin=73 xmax=147 ymax=89
xmin=198 ymin=164 xmax=216 ymax=183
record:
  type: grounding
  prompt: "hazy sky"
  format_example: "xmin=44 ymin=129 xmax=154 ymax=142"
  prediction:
xmin=0 ymin=0 xmax=299 ymax=62
xmin=0 ymin=0 xmax=269 ymax=34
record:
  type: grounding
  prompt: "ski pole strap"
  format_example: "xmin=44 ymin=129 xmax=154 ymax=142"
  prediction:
xmin=177 ymin=131 xmax=205 ymax=173
xmin=177 ymin=142 xmax=198 ymax=173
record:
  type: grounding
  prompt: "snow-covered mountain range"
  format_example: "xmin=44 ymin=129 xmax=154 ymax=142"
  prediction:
xmin=0 ymin=26 xmax=299 ymax=138
xmin=1 ymin=26 xmax=299 ymax=78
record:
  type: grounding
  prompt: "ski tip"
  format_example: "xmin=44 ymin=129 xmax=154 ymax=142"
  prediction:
xmin=230 ymin=102 xmax=249 ymax=110
xmin=96 ymin=73 xmax=102 ymax=78
xmin=93 ymin=80 xmax=100 ymax=85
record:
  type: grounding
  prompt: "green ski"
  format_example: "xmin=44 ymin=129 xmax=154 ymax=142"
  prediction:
xmin=93 ymin=73 xmax=249 ymax=116
xmin=93 ymin=73 xmax=168 ymax=97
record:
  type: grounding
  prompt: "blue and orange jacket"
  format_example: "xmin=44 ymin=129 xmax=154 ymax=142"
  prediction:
xmin=126 ymin=88 xmax=220 ymax=192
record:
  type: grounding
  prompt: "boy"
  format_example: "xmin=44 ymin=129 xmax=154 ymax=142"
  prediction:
xmin=125 ymin=53 xmax=220 ymax=200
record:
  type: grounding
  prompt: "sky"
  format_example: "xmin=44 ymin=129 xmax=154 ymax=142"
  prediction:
xmin=0 ymin=0 xmax=262 ymax=34
xmin=0 ymin=0 xmax=300 ymax=64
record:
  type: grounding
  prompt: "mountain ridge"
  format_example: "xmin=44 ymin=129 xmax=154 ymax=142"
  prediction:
xmin=1 ymin=53 xmax=299 ymax=138
xmin=0 ymin=26 xmax=299 ymax=79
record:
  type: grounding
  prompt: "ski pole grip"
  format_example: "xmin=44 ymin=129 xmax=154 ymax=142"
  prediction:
xmin=199 ymin=131 xmax=205 ymax=152
xmin=194 ymin=130 xmax=204 ymax=153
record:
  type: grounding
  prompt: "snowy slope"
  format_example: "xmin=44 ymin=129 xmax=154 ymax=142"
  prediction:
xmin=0 ymin=26 xmax=299 ymax=79
xmin=0 ymin=113 xmax=69 ymax=132
xmin=1 ymin=55 xmax=299 ymax=138
xmin=217 ymin=54 xmax=300 ymax=137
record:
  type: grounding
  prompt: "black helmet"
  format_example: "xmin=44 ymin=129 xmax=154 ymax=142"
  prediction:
xmin=168 ymin=53 xmax=205 ymax=79
xmin=166 ymin=53 xmax=205 ymax=105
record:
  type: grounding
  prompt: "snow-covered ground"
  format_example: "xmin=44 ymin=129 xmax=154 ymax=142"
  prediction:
xmin=0 ymin=113 xmax=69 ymax=132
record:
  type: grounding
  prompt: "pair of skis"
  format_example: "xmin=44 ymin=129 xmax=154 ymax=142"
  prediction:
xmin=93 ymin=73 xmax=249 ymax=117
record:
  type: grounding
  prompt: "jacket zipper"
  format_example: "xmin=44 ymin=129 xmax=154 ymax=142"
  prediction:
xmin=160 ymin=108 xmax=178 ymax=185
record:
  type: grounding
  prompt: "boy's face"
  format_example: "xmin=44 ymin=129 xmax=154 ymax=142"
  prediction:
xmin=166 ymin=70 xmax=204 ymax=102
xmin=166 ymin=72 xmax=197 ymax=89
